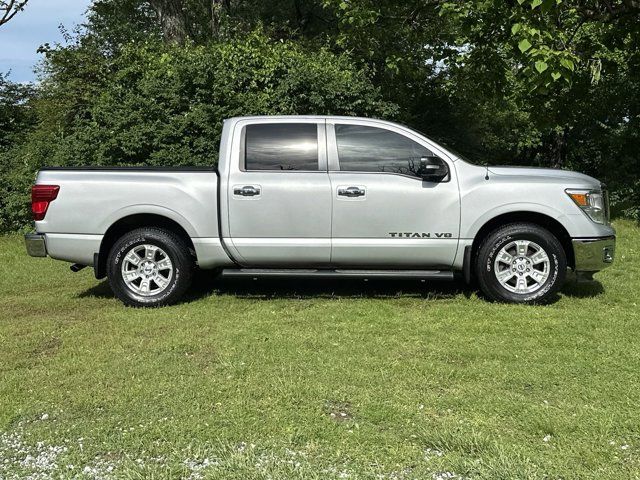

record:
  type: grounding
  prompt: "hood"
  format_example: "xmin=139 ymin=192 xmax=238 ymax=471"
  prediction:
xmin=487 ymin=166 xmax=602 ymax=188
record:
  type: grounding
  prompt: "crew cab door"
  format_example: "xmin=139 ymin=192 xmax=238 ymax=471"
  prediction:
xmin=327 ymin=120 xmax=460 ymax=267
xmin=224 ymin=119 xmax=331 ymax=266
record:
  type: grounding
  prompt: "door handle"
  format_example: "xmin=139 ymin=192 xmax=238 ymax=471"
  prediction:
xmin=338 ymin=186 xmax=365 ymax=198
xmin=234 ymin=185 xmax=261 ymax=197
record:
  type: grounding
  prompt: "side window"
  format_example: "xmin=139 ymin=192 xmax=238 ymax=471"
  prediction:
xmin=335 ymin=124 xmax=434 ymax=177
xmin=245 ymin=123 xmax=318 ymax=171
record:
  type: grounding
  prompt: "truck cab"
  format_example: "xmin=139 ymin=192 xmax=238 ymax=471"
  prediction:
xmin=220 ymin=116 xmax=460 ymax=268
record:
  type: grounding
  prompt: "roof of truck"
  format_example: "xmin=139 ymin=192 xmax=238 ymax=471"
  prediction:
xmin=225 ymin=115 xmax=389 ymax=122
xmin=224 ymin=115 xmax=423 ymax=136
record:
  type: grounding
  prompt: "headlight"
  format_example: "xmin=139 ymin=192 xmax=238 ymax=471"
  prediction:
xmin=566 ymin=189 xmax=608 ymax=224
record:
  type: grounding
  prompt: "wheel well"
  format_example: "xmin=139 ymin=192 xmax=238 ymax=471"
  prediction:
xmin=95 ymin=214 xmax=196 ymax=279
xmin=470 ymin=212 xmax=575 ymax=271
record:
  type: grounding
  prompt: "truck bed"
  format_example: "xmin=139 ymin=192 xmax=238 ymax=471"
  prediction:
xmin=34 ymin=167 xmax=230 ymax=268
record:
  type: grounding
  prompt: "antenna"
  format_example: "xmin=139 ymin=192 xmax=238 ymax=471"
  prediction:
xmin=484 ymin=165 xmax=490 ymax=180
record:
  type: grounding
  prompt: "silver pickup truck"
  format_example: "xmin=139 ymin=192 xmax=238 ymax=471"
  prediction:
xmin=25 ymin=116 xmax=615 ymax=307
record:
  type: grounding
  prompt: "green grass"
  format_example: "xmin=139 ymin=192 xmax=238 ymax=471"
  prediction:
xmin=1 ymin=221 xmax=639 ymax=479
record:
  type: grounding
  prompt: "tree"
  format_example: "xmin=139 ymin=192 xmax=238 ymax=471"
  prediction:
xmin=0 ymin=73 xmax=35 ymax=149
xmin=0 ymin=31 xmax=397 ymax=231
xmin=0 ymin=73 xmax=37 ymax=232
xmin=0 ymin=0 xmax=28 ymax=27
xmin=36 ymin=32 xmax=396 ymax=167
xmin=148 ymin=0 xmax=188 ymax=43
xmin=2 ymin=0 xmax=639 ymax=227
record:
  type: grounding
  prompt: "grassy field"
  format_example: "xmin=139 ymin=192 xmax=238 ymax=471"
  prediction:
xmin=0 ymin=221 xmax=639 ymax=479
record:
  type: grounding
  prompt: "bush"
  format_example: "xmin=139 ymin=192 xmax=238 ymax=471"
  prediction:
xmin=610 ymin=181 xmax=640 ymax=222
xmin=0 ymin=32 xmax=397 ymax=232
xmin=0 ymin=74 xmax=37 ymax=232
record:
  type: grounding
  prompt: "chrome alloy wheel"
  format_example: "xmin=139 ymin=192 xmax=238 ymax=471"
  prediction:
xmin=121 ymin=244 xmax=173 ymax=296
xmin=493 ymin=240 xmax=551 ymax=294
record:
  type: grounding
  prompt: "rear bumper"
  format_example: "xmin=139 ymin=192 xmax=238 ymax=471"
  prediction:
xmin=24 ymin=233 xmax=47 ymax=257
xmin=24 ymin=232 xmax=101 ymax=265
xmin=572 ymin=236 xmax=615 ymax=272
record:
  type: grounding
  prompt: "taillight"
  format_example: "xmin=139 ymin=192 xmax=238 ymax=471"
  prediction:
xmin=31 ymin=185 xmax=60 ymax=221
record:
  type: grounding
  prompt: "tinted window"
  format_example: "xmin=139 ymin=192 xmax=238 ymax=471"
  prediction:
xmin=335 ymin=124 xmax=434 ymax=177
xmin=245 ymin=123 xmax=318 ymax=171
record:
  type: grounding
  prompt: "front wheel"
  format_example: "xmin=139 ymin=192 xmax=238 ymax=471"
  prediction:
xmin=475 ymin=223 xmax=566 ymax=304
xmin=107 ymin=227 xmax=194 ymax=307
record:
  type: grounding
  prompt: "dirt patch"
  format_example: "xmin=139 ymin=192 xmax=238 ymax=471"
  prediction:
xmin=323 ymin=400 xmax=354 ymax=422
xmin=29 ymin=336 xmax=62 ymax=359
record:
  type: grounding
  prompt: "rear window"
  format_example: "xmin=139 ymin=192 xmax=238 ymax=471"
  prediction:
xmin=245 ymin=123 xmax=318 ymax=171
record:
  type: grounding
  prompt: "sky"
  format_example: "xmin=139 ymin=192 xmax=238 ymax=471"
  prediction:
xmin=0 ymin=0 xmax=92 ymax=83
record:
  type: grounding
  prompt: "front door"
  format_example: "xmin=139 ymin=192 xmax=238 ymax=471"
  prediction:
xmin=327 ymin=121 xmax=460 ymax=268
xmin=227 ymin=120 xmax=332 ymax=266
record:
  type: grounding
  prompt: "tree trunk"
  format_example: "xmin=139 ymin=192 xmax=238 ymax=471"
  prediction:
xmin=211 ymin=0 xmax=224 ymax=38
xmin=551 ymin=128 xmax=568 ymax=169
xmin=149 ymin=0 xmax=188 ymax=44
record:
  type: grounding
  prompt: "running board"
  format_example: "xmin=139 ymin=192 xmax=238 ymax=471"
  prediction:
xmin=220 ymin=268 xmax=454 ymax=281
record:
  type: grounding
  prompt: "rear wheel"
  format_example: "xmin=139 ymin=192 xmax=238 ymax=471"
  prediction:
xmin=107 ymin=227 xmax=194 ymax=307
xmin=475 ymin=223 xmax=566 ymax=304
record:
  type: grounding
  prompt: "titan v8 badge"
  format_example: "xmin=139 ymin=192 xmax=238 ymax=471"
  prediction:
xmin=389 ymin=232 xmax=453 ymax=238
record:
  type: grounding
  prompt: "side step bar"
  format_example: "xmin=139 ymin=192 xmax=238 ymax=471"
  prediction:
xmin=220 ymin=268 xmax=454 ymax=281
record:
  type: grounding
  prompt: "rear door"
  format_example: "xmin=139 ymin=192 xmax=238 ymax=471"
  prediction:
xmin=327 ymin=120 xmax=460 ymax=268
xmin=226 ymin=119 xmax=332 ymax=266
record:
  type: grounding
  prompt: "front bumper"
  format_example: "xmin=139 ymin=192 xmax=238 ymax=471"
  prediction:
xmin=572 ymin=236 xmax=615 ymax=272
xmin=24 ymin=233 xmax=47 ymax=257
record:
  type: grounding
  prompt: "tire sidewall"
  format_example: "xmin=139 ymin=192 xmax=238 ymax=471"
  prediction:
xmin=108 ymin=231 xmax=185 ymax=307
xmin=480 ymin=227 xmax=565 ymax=303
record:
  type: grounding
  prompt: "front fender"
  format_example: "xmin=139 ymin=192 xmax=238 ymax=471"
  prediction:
xmin=462 ymin=202 xmax=580 ymax=239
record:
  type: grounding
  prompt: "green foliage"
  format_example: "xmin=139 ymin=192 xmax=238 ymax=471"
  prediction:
xmin=0 ymin=73 xmax=35 ymax=149
xmin=1 ymin=0 xmax=639 ymax=231
xmin=0 ymin=31 xmax=396 ymax=231
xmin=45 ymin=32 xmax=396 ymax=168
xmin=0 ymin=74 xmax=37 ymax=233
xmin=437 ymin=0 xmax=640 ymax=213
xmin=440 ymin=0 xmax=611 ymax=89
xmin=0 ymin=157 xmax=33 ymax=233
xmin=610 ymin=182 xmax=640 ymax=222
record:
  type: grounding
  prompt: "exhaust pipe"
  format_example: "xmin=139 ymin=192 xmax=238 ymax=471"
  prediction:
xmin=70 ymin=264 xmax=86 ymax=273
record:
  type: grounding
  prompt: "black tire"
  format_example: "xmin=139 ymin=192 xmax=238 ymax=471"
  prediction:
xmin=107 ymin=227 xmax=194 ymax=307
xmin=475 ymin=223 xmax=566 ymax=304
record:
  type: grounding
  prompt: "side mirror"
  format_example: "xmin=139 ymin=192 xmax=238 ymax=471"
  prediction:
xmin=419 ymin=155 xmax=449 ymax=182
